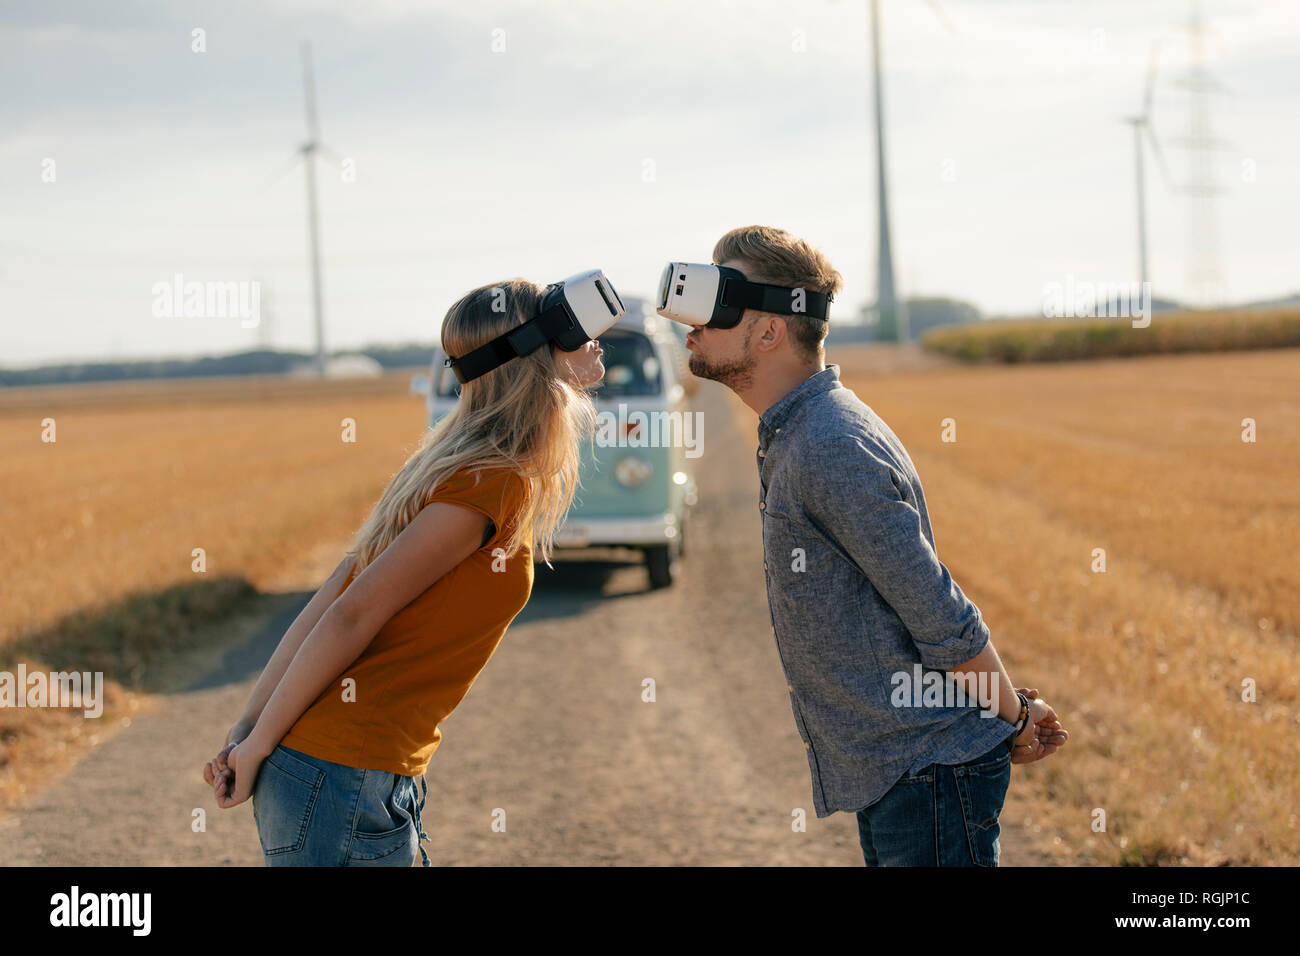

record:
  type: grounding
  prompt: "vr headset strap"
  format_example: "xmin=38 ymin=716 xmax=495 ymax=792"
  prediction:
xmin=720 ymin=277 xmax=832 ymax=321
xmin=446 ymin=303 xmax=575 ymax=384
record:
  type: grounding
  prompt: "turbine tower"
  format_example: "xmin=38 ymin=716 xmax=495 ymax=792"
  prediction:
xmin=866 ymin=0 xmax=954 ymax=343
xmin=868 ymin=0 xmax=900 ymax=342
xmin=300 ymin=42 xmax=327 ymax=376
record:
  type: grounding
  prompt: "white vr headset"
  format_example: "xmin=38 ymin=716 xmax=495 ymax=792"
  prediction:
xmin=655 ymin=262 xmax=833 ymax=329
xmin=444 ymin=269 xmax=626 ymax=384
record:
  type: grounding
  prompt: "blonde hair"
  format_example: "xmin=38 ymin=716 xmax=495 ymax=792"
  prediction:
xmin=712 ymin=225 xmax=844 ymax=358
xmin=349 ymin=278 xmax=595 ymax=569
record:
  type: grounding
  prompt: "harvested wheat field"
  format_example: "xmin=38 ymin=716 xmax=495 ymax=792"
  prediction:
xmin=832 ymin=344 xmax=1300 ymax=864
xmin=0 ymin=372 xmax=432 ymax=809
xmin=0 ymin=348 xmax=1296 ymax=865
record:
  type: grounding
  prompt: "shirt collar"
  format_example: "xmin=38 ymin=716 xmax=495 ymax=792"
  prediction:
xmin=758 ymin=364 xmax=841 ymax=445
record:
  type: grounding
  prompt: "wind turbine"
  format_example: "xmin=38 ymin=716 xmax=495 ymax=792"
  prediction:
xmin=300 ymin=43 xmax=329 ymax=376
xmin=297 ymin=44 xmax=327 ymax=375
xmin=1123 ymin=39 xmax=1172 ymax=293
xmin=261 ymin=43 xmax=343 ymax=376
xmin=866 ymin=0 xmax=956 ymax=344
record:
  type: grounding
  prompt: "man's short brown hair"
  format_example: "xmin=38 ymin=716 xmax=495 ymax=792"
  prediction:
xmin=712 ymin=225 xmax=844 ymax=359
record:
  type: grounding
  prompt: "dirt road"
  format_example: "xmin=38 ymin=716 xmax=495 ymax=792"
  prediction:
xmin=0 ymin=379 xmax=1054 ymax=866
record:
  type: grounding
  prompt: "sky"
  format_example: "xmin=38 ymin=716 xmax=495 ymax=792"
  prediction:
xmin=1 ymin=0 xmax=1297 ymax=367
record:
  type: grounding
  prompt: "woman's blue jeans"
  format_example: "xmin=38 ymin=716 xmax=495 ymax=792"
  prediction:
xmin=856 ymin=739 xmax=1013 ymax=867
xmin=252 ymin=745 xmax=431 ymax=867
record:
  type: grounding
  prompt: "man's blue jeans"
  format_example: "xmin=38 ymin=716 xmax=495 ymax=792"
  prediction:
xmin=856 ymin=739 xmax=1013 ymax=866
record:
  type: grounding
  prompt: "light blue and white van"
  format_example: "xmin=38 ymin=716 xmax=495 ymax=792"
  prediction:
xmin=412 ymin=297 xmax=698 ymax=588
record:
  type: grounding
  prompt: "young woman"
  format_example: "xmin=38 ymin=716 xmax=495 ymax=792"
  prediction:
xmin=201 ymin=277 xmax=604 ymax=866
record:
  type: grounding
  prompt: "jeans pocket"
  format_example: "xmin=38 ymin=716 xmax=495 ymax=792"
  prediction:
xmin=347 ymin=774 xmax=417 ymax=866
xmin=858 ymin=769 xmax=939 ymax=866
xmin=953 ymin=749 xmax=1011 ymax=867
xmin=254 ymin=747 xmax=325 ymax=856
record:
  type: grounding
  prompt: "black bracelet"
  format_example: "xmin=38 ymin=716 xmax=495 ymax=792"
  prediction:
xmin=1009 ymin=692 xmax=1030 ymax=744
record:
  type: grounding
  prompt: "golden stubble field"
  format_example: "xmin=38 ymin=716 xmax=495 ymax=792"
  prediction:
xmin=831 ymin=345 xmax=1300 ymax=865
xmin=0 ymin=372 xmax=432 ymax=807
xmin=2 ymin=347 xmax=1297 ymax=864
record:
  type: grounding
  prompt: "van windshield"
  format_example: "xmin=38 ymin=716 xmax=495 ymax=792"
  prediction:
xmin=433 ymin=357 xmax=460 ymax=397
xmin=592 ymin=330 xmax=661 ymax=398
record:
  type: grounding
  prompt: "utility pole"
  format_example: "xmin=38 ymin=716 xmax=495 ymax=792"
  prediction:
xmin=1174 ymin=0 xmax=1226 ymax=307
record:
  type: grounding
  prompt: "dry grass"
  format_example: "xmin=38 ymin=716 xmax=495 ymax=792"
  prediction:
xmin=0 ymin=370 xmax=429 ymax=808
xmin=922 ymin=306 xmax=1300 ymax=363
xmin=3 ymin=354 xmax=1297 ymax=864
xmin=831 ymin=343 xmax=1300 ymax=864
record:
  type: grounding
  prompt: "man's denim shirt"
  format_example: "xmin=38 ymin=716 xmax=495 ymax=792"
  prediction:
xmin=757 ymin=365 xmax=1018 ymax=817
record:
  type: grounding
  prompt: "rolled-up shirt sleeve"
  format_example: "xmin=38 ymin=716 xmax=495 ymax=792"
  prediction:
xmin=800 ymin=435 xmax=991 ymax=670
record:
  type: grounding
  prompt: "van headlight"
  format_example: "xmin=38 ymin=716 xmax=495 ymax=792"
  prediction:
xmin=614 ymin=455 xmax=652 ymax=487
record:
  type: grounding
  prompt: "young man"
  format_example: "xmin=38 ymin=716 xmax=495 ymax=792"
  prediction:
xmin=664 ymin=225 xmax=1067 ymax=866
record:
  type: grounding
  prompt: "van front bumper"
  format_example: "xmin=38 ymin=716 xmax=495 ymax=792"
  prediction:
xmin=552 ymin=513 xmax=680 ymax=549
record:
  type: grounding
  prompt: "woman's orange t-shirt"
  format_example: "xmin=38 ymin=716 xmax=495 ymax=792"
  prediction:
xmin=279 ymin=466 xmax=534 ymax=777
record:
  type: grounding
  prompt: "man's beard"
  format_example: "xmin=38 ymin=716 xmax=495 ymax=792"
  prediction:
xmin=688 ymin=323 xmax=755 ymax=391
xmin=689 ymin=351 xmax=755 ymax=391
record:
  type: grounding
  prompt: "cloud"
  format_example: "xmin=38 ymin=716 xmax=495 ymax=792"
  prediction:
xmin=1 ymin=0 xmax=1297 ymax=364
